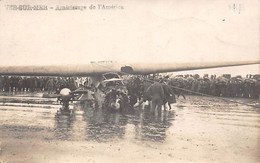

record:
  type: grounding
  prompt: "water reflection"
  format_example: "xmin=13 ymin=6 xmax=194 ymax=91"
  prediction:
xmin=53 ymin=104 xmax=175 ymax=142
xmin=135 ymin=108 xmax=175 ymax=142
xmin=83 ymin=109 xmax=128 ymax=142
xmin=54 ymin=111 xmax=76 ymax=140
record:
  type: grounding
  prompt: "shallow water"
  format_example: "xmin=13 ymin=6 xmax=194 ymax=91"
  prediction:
xmin=0 ymin=92 xmax=260 ymax=162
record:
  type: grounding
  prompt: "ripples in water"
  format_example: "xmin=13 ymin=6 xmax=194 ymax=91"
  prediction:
xmin=52 ymin=104 xmax=176 ymax=142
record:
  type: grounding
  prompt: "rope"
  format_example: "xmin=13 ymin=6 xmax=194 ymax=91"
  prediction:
xmin=91 ymin=62 xmax=260 ymax=109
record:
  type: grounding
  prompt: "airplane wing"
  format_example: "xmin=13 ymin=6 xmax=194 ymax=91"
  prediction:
xmin=0 ymin=60 xmax=259 ymax=76
xmin=128 ymin=60 xmax=260 ymax=75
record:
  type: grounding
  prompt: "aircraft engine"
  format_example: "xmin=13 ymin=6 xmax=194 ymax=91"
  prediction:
xmin=42 ymin=87 xmax=90 ymax=112
xmin=103 ymin=89 xmax=129 ymax=111
xmin=60 ymin=88 xmax=72 ymax=101
xmin=110 ymin=97 xmax=121 ymax=110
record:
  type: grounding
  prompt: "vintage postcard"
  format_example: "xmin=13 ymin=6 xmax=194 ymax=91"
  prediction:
xmin=0 ymin=0 xmax=259 ymax=162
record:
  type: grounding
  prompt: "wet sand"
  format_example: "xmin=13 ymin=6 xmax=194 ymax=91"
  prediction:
xmin=0 ymin=92 xmax=260 ymax=163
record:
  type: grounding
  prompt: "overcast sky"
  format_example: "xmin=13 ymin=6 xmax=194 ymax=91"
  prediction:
xmin=0 ymin=0 xmax=259 ymax=76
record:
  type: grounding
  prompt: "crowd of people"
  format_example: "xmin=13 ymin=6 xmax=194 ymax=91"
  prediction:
xmin=0 ymin=73 xmax=259 ymax=99
xmin=164 ymin=74 xmax=260 ymax=99
xmin=0 ymin=76 xmax=76 ymax=93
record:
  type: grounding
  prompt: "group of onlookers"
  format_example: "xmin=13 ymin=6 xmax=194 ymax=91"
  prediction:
xmin=165 ymin=74 xmax=260 ymax=99
xmin=0 ymin=73 xmax=259 ymax=99
xmin=0 ymin=76 xmax=76 ymax=93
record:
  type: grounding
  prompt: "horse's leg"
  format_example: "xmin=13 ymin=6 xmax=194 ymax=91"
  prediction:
xmin=157 ymin=103 xmax=162 ymax=115
xmin=182 ymin=93 xmax=186 ymax=99
xmin=151 ymin=101 xmax=155 ymax=114
xmin=168 ymin=103 xmax=172 ymax=110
